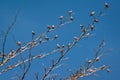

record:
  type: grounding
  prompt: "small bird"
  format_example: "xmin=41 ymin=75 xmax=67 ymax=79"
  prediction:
xmin=39 ymin=39 xmax=42 ymax=43
xmin=90 ymin=25 xmax=94 ymax=31
xmin=51 ymin=25 xmax=55 ymax=30
xmin=94 ymin=18 xmax=99 ymax=23
xmin=67 ymin=43 xmax=71 ymax=48
xmin=95 ymin=57 xmax=99 ymax=62
xmin=32 ymin=31 xmax=35 ymax=35
xmin=90 ymin=11 xmax=95 ymax=16
xmin=68 ymin=10 xmax=73 ymax=14
xmin=16 ymin=41 xmax=22 ymax=46
xmin=105 ymin=2 xmax=109 ymax=8
xmin=45 ymin=36 xmax=49 ymax=41
xmin=59 ymin=16 xmax=63 ymax=24
xmin=70 ymin=16 xmax=74 ymax=21
xmin=47 ymin=25 xmax=51 ymax=30
xmin=68 ymin=10 xmax=73 ymax=17
xmin=9 ymin=50 xmax=15 ymax=58
xmin=80 ymin=24 xmax=84 ymax=29
xmin=89 ymin=69 xmax=95 ymax=73
xmin=54 ymin=35 xmax=58 ymax=40
xmin=85 ymin=33 xmax=90 ymax=37
xmin=106 ymin=69 xmax=110 ymax=72
xmin=74 ymin=36 xmax=79 ymax=41
xmin=82 ymin=28 xmax=87 ymax=33
xmin=57 ymin=44 xmax=60 ymax=49
xmin=100 ymin=65 xmax=106 ymax=70
xmin=59 ymin=16 xmax=63 ymax=20
xmin=87 ymin=60 xmax=92 ymax=63
xmin=62 ymin=44 xmax=65 ymax=48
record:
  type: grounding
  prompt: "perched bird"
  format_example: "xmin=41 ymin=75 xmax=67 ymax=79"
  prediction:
xmin=57 ymin=44 xmax=60 ymax=49
xmin=106 ymin=69 xmax=110 ymax=72
xmin=68 ymin=10 xmax=73 ymax=17
xmin=47 ymin=25 xmax=51 ymax=30
xmin=32 ymin=31 xmax=35 ymax=35
xmin=68 ymin=10 xmax=73 ymax=14
xmin=105 ymin=2 xmax=109 ymax=8
xmin=90 ymin=11 xmax=95 ymax=16
xmin=85 ymin=33 xmax=90 ymax=37
xmin=9 ymin=50 xmax=15 ymax=58
xmin=89 ymin=69 xmax=95 ymax=73
xmin=70 ymin=16 xmax=74 ymax=21
xmin=87 ymin=60 xmax=92 ymax=63
xmin=54 ymin=35 xmax=58 ymax=40
xmin=59 ymin=16 xmax=63 ymax=20
xmin=32 ymin=41 xmax=37 ymax=46
xmin=89 ymin=25 xmax=94 ymax=31
xmin=100 ymin=65 xmax=106 ymax=70
xmin=45 ymin=36 xmax=49 ymax=41
xmin=67 ymin=43 xmax=71 ymax=48
xmin=16 ymin=41 xmax=22 ymax=46
xmin=51 ymin=25 xmax=55 ymax=30
xmin=95 ymin=57 xmax=99 ymax=62
xmin=62 ymin=44 xmax=65 ymax=48
xmin=59 ymin=16 xmax=63 ymax=24
xmin=74 ymin=36 xmax=79 ymax=41
xmin=39 ymin=39 xmax=42 ymax=43
xmin=94 ymin=18 xmax=99 ymax=23
xmin=80 ymin=24 xmax=84 ymax=29
xmin=82 ymin=28 xmax=87 ymax=33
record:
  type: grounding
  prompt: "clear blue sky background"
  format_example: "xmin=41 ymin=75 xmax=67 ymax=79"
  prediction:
xmin=0 ymin=0 xmax=120 ymax=80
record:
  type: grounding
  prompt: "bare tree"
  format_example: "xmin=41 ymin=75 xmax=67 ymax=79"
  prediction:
xmin=0 ymin=2 xmax=110 ymax=80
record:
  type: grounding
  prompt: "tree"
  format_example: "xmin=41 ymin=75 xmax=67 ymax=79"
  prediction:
xmin=0 ymin=2 xmax=110 ymax=80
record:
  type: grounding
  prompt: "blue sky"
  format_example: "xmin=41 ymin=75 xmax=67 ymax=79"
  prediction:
xmin=0 ymin=0 xmax=120 ymax=80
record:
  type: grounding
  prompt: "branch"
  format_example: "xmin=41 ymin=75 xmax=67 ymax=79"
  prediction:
xmin=67 ymin=40 xmax=109 ymax=80
xmin=0 ymin=12 xmax=73 ymax=67
xmin=41 ymin=30 xmax=87 ymax=80
xmin=20 ymin=49 xmax=32 ymax=80
xmin=1 ymin=11 xmax=19 ymax=63
xmin=0 ymin=48 xmax=58 ymax=75
xmin=41 ymin=4 xmax=109 ymax=79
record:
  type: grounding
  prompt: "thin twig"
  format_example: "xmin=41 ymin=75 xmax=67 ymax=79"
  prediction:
xmin=20 ymin=49 xmax=32 ymax=80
